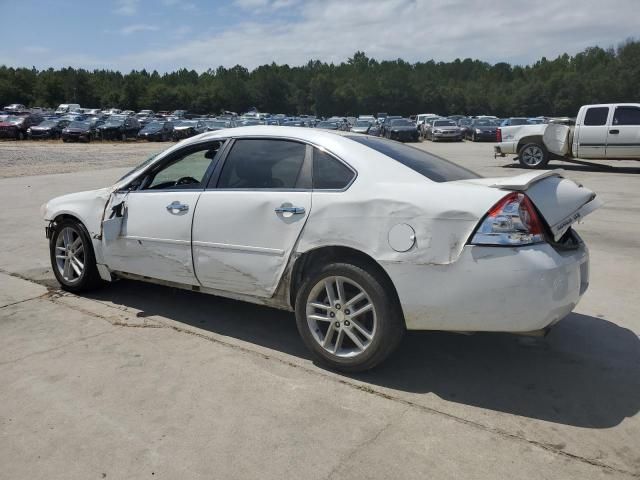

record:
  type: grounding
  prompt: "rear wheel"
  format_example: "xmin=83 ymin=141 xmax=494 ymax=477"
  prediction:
xmin=121 ymin=132 xmax=127 ymax=141
xmin=49 ymin=219 xmax=103 ymax=292
xmin=295 ymin=262 xmax=404 ymax=372
xmin=519 ymin=143 xmax=549 ymax=169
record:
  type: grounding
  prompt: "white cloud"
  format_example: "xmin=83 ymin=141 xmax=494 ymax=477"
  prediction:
xmin=114 ymin=0 xmax=139 ymax=16
xmin=119 ymin=24 xmax=160 ymax=35
xmin=113 ymin=0 xmax=638 ymax=72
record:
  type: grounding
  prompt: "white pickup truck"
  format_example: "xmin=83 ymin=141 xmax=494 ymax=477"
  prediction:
xmin=494 ymin=103 xmax=640 ymax=168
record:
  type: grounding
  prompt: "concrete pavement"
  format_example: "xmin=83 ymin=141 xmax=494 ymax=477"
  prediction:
xmin=1 ymin=141 xmax=639 ymax=479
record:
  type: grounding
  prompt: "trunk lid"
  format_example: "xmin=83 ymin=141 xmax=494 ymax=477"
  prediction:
xmin=455 ymin=170 xmax=602 ymax=240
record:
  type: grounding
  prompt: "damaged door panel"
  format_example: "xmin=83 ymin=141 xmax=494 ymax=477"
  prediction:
xmin=102 ymin=191 xmax=202 ymax=284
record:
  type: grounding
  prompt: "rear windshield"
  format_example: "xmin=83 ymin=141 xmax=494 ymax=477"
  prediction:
xmin=347 ymin=135 xmax=480 ymax=182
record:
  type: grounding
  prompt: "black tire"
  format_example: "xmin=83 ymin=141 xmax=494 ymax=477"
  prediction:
xmin=472 ymin=132 xmax=477 ymax=142
xmin=295 ymin=262 xmax=404 ymax=372
xmin=121 ymin=132 xmax=127 ymax=141
xmin=518 ymin=142 xmax=549 ymax=169
xmin=49 ymin=218 xmax=103 ymax=293
xmin=17 ymin=131 xmax=25 ymax=140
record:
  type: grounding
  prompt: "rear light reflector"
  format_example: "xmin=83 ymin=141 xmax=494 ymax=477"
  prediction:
xmin=496 ymin=127 xmax=502 ymax=142
xmin=470 ymin=192 xmax=544 ymax=246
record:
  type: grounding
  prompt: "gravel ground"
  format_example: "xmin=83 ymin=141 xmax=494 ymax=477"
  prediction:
xmin=0 ymin=140 xmax=166 ymax=178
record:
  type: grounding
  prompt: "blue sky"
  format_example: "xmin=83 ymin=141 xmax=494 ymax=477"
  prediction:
xmin=1 ymin=0 xmax=637 ymax=72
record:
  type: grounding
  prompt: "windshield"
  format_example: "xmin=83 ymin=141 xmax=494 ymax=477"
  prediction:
xmin=117 ymin=152 xmax=160 ymax=182
xmin=390 ymin=119 xmax=413 ymax=127
xmin=508 ymin=118 xmax=529 ymax=125
xmin=38 ymin=120 xmax=58 ymax=127
xmin=142 ymin=122 xmax=164 ymax=130
xmin=474 ymin=119 xmax=495 ymax=126
xmin=206 ymin=120 xmax=230 ymax=128
xmin=317 ymin=121 xmax=338 ymax=128
xmin=68 ymin=121 xmax=89 ymax=129
xmin=355 ymin=121 xmax=371 ymax=127
xmin=434 ymin=120 xmax=457 ymax=127
xmin=6 ymin=116 xmax=25 ymax=124
xmin=347 ymin=135 xmax=480 ymax=183
xmin=105 ymin=117 xmax=125 ymax=126
xmin=174 ymin=120 xmax=197 ymax=127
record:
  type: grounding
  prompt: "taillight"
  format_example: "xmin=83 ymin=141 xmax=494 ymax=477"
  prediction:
xmin=496 ymin=127 xmax=502 ymax=142
xmin=470 ymin=192 xmax=544 ymax=246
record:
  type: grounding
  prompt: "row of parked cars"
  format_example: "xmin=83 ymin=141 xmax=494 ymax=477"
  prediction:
xmin=0 ymin=103 xmax=555 ymax=145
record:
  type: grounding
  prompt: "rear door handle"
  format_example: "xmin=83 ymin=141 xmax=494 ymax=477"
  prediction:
xmin=274 ymin=205 xmax=305 ymax=215
xmin=609 ymin=129 xmax=620 ymax=134
xmin=166 ymin=201 xmax=189 ymax=213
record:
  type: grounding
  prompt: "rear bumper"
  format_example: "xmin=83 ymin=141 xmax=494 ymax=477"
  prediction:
xmin=382 ymin=242 xmax=589 ymax=332
xmin=495 ymin=141 xmax=517 ymax=155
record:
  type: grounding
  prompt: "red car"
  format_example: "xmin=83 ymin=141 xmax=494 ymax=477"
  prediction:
xmin=0 ymin=113 xmax=43 ymax=140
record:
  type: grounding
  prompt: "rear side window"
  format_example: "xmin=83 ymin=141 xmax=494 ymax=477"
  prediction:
xmin=313 ymin=148 xmax=355 ymax=189
xmin=583 ymin=107 xmax=609 ymax=126
xmin=613 ymin=106 xmax=640 ymax=126
xmin=347 ymin=135 xmax=479 ymax=182
xmin=217 ymin=139 xmax=306 ymax=189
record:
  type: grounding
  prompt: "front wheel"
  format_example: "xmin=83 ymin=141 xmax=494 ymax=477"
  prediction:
xmin=49 ymin=219 xmax=103 ymax=292
xmin=295 ymin=263 xmax=404 ymax=372
xmin=518 ymin=143 xmax=549 ymax=169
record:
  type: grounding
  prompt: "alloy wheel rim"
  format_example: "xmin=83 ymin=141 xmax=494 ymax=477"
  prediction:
xmin=522 ymin=146 xmax=543 ymax=165
xmin=306 ymin=276 xmax=377 ymax=358
xmin=55 ymin=227 xmax=85 ymax=283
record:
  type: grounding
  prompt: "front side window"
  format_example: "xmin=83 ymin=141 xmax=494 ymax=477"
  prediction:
xmin=583 ymin=107 xmax=609 ymax=126
xmin=613 ymin=106 xmax=640 ymax=126
xmin=144 ymin=142 xmax=223 ymax=190
xmin=313 ymin=148 xmax=355 ymax=190
xmin=217 ymin=139 xmax=306 ymax=189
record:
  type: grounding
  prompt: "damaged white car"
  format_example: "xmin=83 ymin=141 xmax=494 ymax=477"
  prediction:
xmin=42 ymin=126 xmax=601 ymax=371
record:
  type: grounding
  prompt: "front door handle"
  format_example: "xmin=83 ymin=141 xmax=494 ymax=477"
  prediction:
xmin=609 ymin=129 xmax=620 ymax=134
xmin=274 ymin=205 xmax=305 ymax=215
xmin=166 ymin=201 xmax=189 ymax=213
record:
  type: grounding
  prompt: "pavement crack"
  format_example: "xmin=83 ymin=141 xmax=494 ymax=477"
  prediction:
xmin=325 ymin=408 xmax=409 ymax=480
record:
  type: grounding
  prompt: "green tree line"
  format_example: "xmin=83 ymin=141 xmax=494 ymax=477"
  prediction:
xmin=1 ymin=41 xmax=638 ymax=117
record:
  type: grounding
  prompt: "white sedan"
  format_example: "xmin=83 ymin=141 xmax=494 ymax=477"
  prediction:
xmin=42 ymin=126 xmax=601 ymax=371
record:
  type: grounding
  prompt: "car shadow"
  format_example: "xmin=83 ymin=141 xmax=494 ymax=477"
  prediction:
xmin=503 ymin=162 xmax=640 ymax=174
xmin=88 ymin=280 xmax=640 ymax=429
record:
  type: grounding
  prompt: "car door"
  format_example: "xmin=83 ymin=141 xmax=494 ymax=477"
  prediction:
xmin=576 ymin=106 xmax=610 ymax=158
xmin=607 ymin=105 xmax=640 ymax=158
xmin=101 ymin=141 xmax=224 ymax=284
xmin=191 ymin=138 xmax=311 ymax=297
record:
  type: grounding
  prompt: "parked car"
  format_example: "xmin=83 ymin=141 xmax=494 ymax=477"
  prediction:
xmin=42 ymin=126 xmax=601 ymax=371
xmin=0 ymin=113 xmax=43 ymax=140
xmin=495 ymin=103 xmax=640 ymax=168
xmin=55 ymin=104 xmax=81 ymax=115
xmin=136 ymin=110 xmax=155 ymax=119
xmin=96 ymin=115 xmax=140 ymax=140
xmin=61 ymin=120 xmax=95 ymax=142
xmin=367 ymin=123 xmax=381 ymax=136
xmin=425 ymin=119 xmax=463 ymax=142
xmin=466 ymin=118 xmax=499 ymax=141
xmin=420 ymin=116 xmax=442 ymax=139
xmin=28 ymin=118 xmax=70 ymax=139
xmin=3 ymin=104 xmax=26 ymax=112
xmin=385 ymin=118 xmax=419 ymax=142
xmin=457 ymin=117 xmax=473 ymax=137
xmin=172 ymin=120 xmax=207 ymax=140
xmin=379 ymin=115 xmax=402 ymax=137
xmin=315 ymin=121 xmax=341 ymax=130
xmin=415 ymin=113 xmax=439 ymax=135
xmin=137 ymin=120 xmax=174 ymax=141
xmin=350 ymin=120 xmax=374 ymax=134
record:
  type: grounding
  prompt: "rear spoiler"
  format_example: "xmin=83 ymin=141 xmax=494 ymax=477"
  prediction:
xmin=488 ymin=169 xmax=566 ymax=191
